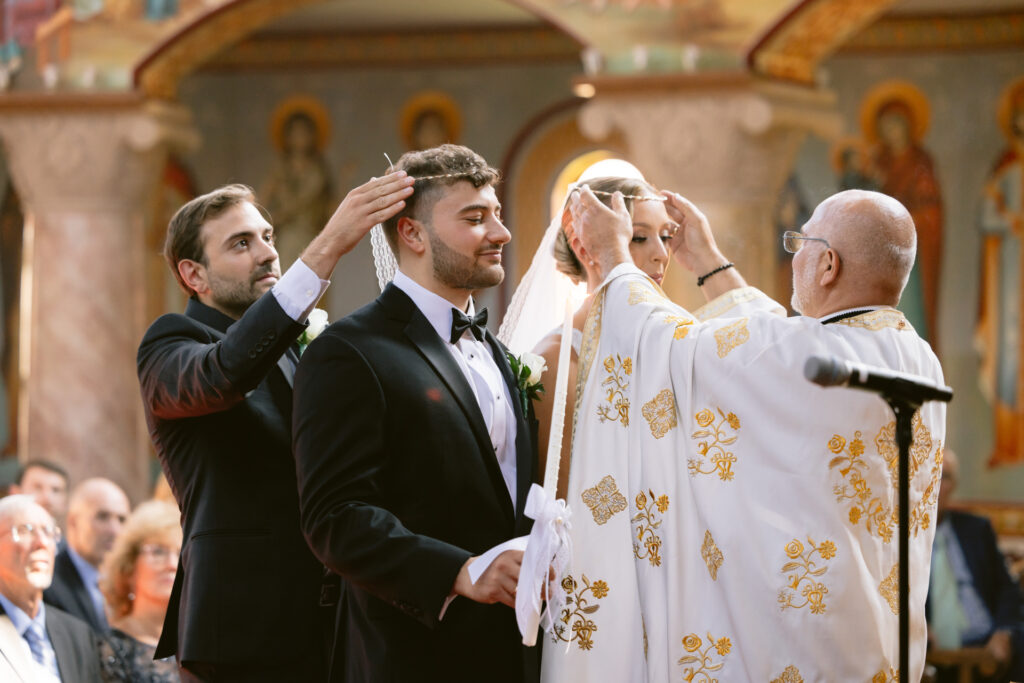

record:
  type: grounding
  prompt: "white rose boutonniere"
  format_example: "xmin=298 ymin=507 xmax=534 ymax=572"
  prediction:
xmin=507 ymin=351 xmax=547 ymax=414
xmin=297 ymin=308 xmax=329 ymax=354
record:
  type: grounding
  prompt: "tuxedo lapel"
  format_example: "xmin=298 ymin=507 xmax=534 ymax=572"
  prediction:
xmin=379 ymin=284 xmax=515 ymax=525
xmin=404 ymin=316 xmax=515 ymax=525
xmin=486 ymin=333 xmax=534 ymax=522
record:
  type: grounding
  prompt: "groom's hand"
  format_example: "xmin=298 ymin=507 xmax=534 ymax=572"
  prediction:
xmin=570 ymin=186 xmax=631 ymax=279
xmin=300 ymin=171 xmax=415 ymax=278
xmin=453 ymin=550 xmax=523 ymax=608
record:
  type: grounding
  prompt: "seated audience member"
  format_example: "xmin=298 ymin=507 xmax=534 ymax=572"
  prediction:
xmin=45 ymin=478 xmax=130 ymax=633
xmin=0 ymin=495 xmax=102 ymax=681
xmin=98 ymin=500 xmax=181 ymax=682
xmin=928 ymin=449 xmax=1024 ymax=682
xmin=10 ymin=460 xmax=70 ymax=527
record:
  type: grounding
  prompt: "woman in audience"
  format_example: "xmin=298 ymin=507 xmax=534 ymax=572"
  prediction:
xmin=98 ymin=499 xmax=181 ymax=682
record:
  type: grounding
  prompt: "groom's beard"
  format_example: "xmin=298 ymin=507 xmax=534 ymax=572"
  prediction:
xmin=427 ymin=228 xmax=504 ymax=291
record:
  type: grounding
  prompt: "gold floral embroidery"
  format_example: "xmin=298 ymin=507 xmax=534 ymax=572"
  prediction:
xmin=632 ymin=490 xmax=669 ymax=567
xmin=678 ymin=632 xmax=731 ymax=681
xmin=628 ymin=281 xmax=665 ymax=306
xmin=777 ymin=536 xmax=836 ymax=615
xmin=597 ymin=354 xmax=631 ymax=427
xmin=694 ymin=286 xmax=765 ymax=321
xmin=701 ymin=530 xmax=724 ymax=580
xmin=871 ymin=665 xmax=898 ymax=682
xmin=713 ymin=318 xmax=749 ymax=358
xmin=833 ymin=308 xmax=910 ymax=332
xmin=875 ymin=413 xmax=934 ymax=486
xmin=581 ymin=475 xmax=628 ymax=525
xmin=828 ymin=431 xmax=897 ymax=543
xmin=553 ymin=574 xmax=608 ymax=650
xmin=664 ymin=314 xmax=695 ymax=340
xmin=642 ymin=389 xmax=678 ymax=439
xmin=830 ymin=424 xmax=942 ymax=543
xmin=910 ymin=445 xmax=944 ymax=536
xmin=689 ymin=408 xmax=740 ymax=481
xmin=771 ymin=665 xmax=805 ymax=683
xmin=879 ymin=563 xmax=899 ymax=615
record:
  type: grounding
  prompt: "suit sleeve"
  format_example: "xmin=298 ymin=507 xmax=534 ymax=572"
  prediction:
xmin=138 ymin=293 xmax=305 ymax=420
xmin=293 ymin=331 xmax=471 ymax=629
xmin=977 ymin=517 xmax=1023 ymax=631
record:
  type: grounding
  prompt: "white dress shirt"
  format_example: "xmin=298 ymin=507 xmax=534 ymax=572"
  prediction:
xmin=271 ymin=258 xmax=330 ymax=323
xmin=392 ymin=270 xmax=519 ymax=509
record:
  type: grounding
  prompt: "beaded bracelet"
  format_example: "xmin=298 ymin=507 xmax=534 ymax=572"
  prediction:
xmin=696 ymin=262 xmax=734 ymax=287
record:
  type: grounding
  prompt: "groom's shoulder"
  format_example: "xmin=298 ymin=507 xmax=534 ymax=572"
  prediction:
xmin=320 ymin=297 xmax=400 ymax=347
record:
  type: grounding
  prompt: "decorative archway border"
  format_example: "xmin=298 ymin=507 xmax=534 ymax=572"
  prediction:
xmin=747 ymin=0 xmax=899 ymax=84
xmin=500 ymin=97 xmax=626 ymax=287
xmin=134 ymin=0 xmax=589 ymax=100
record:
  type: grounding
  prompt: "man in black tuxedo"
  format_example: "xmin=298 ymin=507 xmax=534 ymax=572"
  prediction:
xmin=44 ymin=477 xmax=130 ymax=633
xmin=0 ymin=495 xmax=101 ymax=682
xmin=138 ymin=175 xmax=413 ymax=681
xmin=927 ymin=449 xmax=1024 ymax=682
xmin=293 ymin=144 xmax=539 ymax=683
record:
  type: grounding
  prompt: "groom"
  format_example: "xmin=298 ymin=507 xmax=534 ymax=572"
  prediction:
xmin=293 ymin=144 xmax=539 ymax=683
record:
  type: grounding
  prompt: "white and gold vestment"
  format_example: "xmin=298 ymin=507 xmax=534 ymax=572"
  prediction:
xmin=542 ymin=265 xmax=946 ymax=682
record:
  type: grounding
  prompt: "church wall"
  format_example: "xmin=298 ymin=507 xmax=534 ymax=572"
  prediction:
xmin=789 ymin=49 xmax=1024 ymax=501
xmin=177 ymin=62 xmax=581 ymax=322
xmin=164 ymin=51 xmax=1024 ymax=503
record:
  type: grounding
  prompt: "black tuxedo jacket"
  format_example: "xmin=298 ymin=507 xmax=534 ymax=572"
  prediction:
xmin=0 ymin=601 xmax=102 ymax=682
xmin=42 ymin=549 xmax=106 ymax=633
xmin=293 ymin=283 xmax=539 ymax=683
xmin=138 ymin=295 xmax=324 ymax=670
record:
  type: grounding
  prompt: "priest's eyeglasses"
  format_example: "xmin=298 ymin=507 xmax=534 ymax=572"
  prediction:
xmin=5 ymin=522 xmax=61 ymax=544
xmin=782 ymin=231 xmax=830 ymax=254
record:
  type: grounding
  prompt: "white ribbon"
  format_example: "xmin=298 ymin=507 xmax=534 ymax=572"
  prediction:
xmin=515 ymin=483 xmax=573 ymax=646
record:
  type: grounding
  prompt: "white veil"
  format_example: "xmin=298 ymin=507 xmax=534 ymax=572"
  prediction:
xmin=497 ymin=159 xmax=647 ymax=355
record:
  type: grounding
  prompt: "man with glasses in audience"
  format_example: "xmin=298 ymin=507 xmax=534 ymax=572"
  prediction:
xmin=0 ymin=495 xmax=101 ymax=681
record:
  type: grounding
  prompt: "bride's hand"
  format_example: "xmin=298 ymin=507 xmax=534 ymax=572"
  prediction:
xmin=663 ymin=191 xmax=727 ymax=274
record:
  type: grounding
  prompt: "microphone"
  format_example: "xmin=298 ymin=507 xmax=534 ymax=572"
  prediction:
xmin=804 ymin=355 xmax=953 ymax=405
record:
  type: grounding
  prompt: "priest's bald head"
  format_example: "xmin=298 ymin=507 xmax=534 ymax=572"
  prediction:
xmin=790 ymin=189 xmax=916 ymax=317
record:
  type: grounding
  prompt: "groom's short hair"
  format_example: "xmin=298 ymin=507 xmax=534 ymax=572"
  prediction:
xmin=381 ymin=144 xmax=499 ymax=257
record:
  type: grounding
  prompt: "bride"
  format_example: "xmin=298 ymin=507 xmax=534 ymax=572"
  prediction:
xmin=497 ymin=161 xmax=681 ymax=497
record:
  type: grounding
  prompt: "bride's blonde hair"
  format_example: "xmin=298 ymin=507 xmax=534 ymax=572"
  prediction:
xmin=554 ymin=176 xmax=658 ymax=283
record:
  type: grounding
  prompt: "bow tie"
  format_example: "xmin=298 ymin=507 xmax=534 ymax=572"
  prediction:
xmin=450 ymin=308 xmax=488 ymax=344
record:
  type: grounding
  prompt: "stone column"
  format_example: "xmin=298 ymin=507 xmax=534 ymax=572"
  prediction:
xmin=0 ymin=97 xmax=197 ymax=501
xmin=579 ymin=77 xmax=841 ymax=310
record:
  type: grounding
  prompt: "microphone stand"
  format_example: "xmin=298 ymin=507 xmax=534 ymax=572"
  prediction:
xmin=873 ymin=387 xmax=950 ymax=682
xmin=887 ymin=396 xmax=916 ymax=682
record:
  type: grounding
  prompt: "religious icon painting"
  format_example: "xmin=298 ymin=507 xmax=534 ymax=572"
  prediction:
xmin=261 ymin=94 xmax=336 ymax=272
xmin=978 ymin=76 xmax=1024 ymax=467
xmin=400 ymin=90 xmax=463 ymax=151
xmin=856 ymin=80 xmax=943 ymax=349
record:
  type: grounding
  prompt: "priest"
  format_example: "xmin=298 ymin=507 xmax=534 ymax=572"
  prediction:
xmin=542 ymin=188 xmax=946 ymax=681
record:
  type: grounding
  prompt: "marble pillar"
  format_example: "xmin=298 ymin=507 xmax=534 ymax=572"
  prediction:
xmin=579 ymin=78 xmax=841 ymax=310
xmin=0 ymin=98 xmax=197 ymax=501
